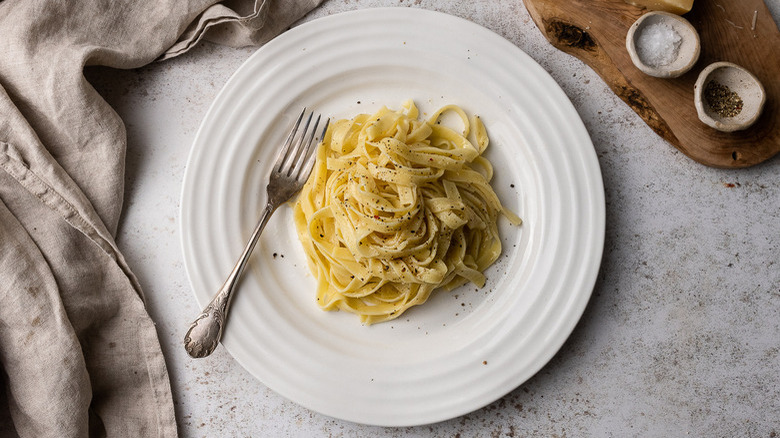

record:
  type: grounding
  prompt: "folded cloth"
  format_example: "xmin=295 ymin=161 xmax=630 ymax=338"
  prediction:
xmin=0 ymin=0 xmax=321 ymax=436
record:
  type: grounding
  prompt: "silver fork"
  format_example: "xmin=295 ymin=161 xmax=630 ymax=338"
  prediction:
xmin=184 ymin=109 xmax=328 ymax=358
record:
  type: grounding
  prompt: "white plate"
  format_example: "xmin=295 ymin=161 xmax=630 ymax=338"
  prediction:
xmin=181 ymin=7 xmax=605 ymax=427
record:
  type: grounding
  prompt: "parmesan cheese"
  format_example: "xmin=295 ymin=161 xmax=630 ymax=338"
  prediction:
xmin=625 ymin=0 xmax=694 ymax=15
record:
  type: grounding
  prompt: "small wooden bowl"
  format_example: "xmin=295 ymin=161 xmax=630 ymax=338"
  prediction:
xmin=693 ymin=62 xmax=766 ymax=132
xmin=626 ymin=11 xmax=700 ymax=78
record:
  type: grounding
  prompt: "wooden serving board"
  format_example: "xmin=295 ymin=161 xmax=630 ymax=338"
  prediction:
xmin=523 ymin=0 xmax=780 ymax=168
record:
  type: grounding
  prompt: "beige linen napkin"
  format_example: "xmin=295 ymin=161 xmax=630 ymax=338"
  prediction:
xmin=0 ymin=0 xmax=321 ymax=436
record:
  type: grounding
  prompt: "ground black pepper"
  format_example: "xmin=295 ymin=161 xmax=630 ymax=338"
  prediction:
xmin=704 ymin=80 xmax=743 ymax=117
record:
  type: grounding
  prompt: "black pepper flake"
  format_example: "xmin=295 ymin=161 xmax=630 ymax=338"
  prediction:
xmin=273 ymin=253 xmax=278 ymax=258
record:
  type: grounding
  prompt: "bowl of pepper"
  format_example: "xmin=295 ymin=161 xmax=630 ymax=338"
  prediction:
xmin=693 ymin=61 xmax=766 ymax=132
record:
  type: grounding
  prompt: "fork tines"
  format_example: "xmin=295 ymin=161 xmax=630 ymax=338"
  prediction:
xmin=275 ymin=109 xmax=329 ymax=179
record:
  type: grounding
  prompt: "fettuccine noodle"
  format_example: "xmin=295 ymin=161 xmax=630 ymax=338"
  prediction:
xmin=293 ymin=101 xmax=521 ymax=324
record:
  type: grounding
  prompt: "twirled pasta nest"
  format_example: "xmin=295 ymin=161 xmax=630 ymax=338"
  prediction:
xmin=294 ymin=101 xmax=520 ymax=324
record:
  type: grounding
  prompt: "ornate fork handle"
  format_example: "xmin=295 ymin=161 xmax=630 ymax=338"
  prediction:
xmin=184 ymin=204 xmax=274 ymax=358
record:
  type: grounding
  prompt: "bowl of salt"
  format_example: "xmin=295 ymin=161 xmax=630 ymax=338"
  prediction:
xmin=626 ymin=11 xmax=700 ymax=78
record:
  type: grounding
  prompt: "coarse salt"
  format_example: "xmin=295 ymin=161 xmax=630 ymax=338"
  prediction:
xmin=636 ymin=22 xmax=682 ymax=67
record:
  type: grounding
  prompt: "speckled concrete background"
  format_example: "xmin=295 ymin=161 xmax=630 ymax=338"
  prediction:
xmin=23 ymin=0 xmax=780 ymax=436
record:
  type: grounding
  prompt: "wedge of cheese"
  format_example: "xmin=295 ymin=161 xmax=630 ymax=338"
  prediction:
xmin=625 ymin=0 xmax=694 ymax=15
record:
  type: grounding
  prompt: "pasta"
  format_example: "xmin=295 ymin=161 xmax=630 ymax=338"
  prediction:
xmin=293 ymin=101 xmax=521 ymax=324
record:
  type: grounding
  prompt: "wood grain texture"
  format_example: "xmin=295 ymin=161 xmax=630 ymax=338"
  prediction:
xmin=524 ymin=0 xmax=780 ymax=168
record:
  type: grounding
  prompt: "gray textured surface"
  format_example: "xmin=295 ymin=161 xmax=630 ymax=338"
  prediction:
xmin=85 ymin=0 xmax=780 ymax=436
